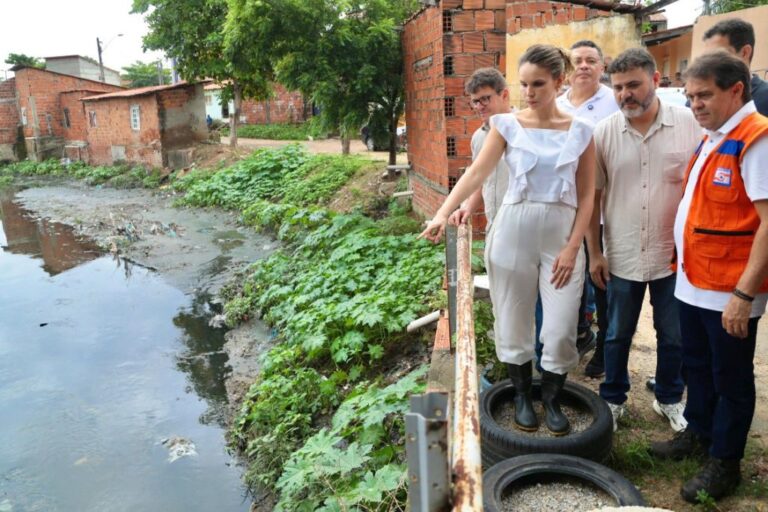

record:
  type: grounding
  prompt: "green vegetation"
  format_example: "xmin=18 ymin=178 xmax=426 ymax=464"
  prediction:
xmin=222 ymin=120 xmax=327 ymax=141
xmin=0 ymin=160 xmax=163 ymax=188
xmin=121 ymin=60 xmax=171 ymax=88
xmin=4 ymin=147 xmax=443 ymax=510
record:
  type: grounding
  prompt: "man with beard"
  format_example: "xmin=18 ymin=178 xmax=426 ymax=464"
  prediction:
xmin=650 ymin=50 xmax=768 ymax=503
xmin=587 ymin=48 xmax=700 ymax=432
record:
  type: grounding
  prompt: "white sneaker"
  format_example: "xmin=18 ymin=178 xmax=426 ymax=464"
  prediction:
xmin=607 ymin=402 xmax=626 ymax=432
xmin=653 ymin=399 xmax=688 ymax=432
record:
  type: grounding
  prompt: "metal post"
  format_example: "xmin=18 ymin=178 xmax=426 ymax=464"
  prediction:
xmin=451 ymin=221 xmax=483 ymax=511
xmin=405 ymin=392 xmax=450 ymax=511
xmin=96 ymin=37 xmax=105 ymax=82
xmin=445 ymin=224 xmax=458 ymax=340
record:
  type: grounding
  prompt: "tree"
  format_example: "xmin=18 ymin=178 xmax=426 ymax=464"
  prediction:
xmin=708 ymin=0 xmax=768 ymax=14
xmin=5 ymin=53 xmax=44 ymax=69
xmin=122 ymin=60 xmax=171 ymax=88
xmin=225 ymin=0 xmax=418 ymax=163
xmin=132 ymin=0 xmax=272 ymax=147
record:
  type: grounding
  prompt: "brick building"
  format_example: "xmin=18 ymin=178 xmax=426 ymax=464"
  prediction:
xmin=403 ymin=0 xmax=645 ymax=220
xmin=0 ymin=78 xmax=22 ymax=162
xmin=81 ymin=83 xmax=208 ymax=169
xmin=4 ymin=66 xmax=122 ymax=161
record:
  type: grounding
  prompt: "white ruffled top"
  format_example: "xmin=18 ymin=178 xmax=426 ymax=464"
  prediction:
xmin=490 ymin=113 xmax=594 ymax=208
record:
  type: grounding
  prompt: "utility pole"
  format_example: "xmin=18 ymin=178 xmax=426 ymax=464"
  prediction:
xmin=157 ymin=61 xmax=163 ymax=86
xmin=96 ymin=37 xmax=105 ymax=82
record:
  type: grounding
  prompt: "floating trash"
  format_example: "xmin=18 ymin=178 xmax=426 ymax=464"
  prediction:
xmin=161 ymin=436 xmax=197 ymax=463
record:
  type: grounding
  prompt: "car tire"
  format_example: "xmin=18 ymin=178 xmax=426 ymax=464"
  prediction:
xmin=480 ymin=379 xmax=613 ymax=465
xmin=483 ymin=454 xmax=646 ymax=511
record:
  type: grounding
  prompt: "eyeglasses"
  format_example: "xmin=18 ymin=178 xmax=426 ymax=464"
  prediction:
xmin=470 ymin=94 xmax=494 ymax=107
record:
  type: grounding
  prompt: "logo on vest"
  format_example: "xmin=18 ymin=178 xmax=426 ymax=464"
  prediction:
xmin=713 ymin=167 xmax=732 ymax=187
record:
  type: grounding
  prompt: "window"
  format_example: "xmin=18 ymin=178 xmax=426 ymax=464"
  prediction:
xmin=89 ymin=111 xmax=97 ymax=128
xmin=442 ymin=10 xmax=452 ymax=32
xmin=62 ymin=108 xmax=71 ymax=129
xmin=444 ymin=56 xmax=454 ymax=76
xmin=130 ymin=105 xmax=140 ymax=131
xmin=446 ymin=136 xmax=456 ymax=157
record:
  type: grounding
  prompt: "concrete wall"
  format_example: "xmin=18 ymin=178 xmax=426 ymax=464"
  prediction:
xmin=157 ymin=84 xmax=208 ymax=151
xmin=648 ymin=31 xmax=693 ymax=81
xmin=0 ymin=78 xmax=21 ymax=162
xmin=204 ymin=89 xmax=233 ymax=120
xmin=691 ymin=5 xmax=768 ymax=78
xmin=83 ymin=95 xmax=163 ymax=168
xmin=46 ymin=57 xmax=122 ymax=86
xmin=505 ymin=14 xmax=641 ymax=107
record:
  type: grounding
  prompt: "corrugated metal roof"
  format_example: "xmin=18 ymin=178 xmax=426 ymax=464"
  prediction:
xmin=82 ymin=82 xmax=196 ymax=101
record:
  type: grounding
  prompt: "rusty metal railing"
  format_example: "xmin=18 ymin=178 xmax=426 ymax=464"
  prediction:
xmin=405 ymin=222 xmax=483 ymax=511
xmin=450 ymin=222 xmax=483 ymax=510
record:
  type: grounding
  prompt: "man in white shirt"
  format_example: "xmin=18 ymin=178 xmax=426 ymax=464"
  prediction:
xmin=650 ymin=51 xmax=768 ymax=504
xmin=552 ymin=40 xmax=619 ymax=375
xmin=450 ymin=68 xmax=512 ymax=227
xmin=588 ymin=49 xmax=700 ymax=434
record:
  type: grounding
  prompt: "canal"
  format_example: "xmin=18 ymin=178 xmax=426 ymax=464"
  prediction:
xmin=0 ymin=190 xmax=252 ymax=512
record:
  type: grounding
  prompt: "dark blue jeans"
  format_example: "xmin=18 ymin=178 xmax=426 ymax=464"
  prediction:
xmin=680 ymin=301 xmax=759 ymax=460
xmin=599 ymin=274 xmax=684 ymax=405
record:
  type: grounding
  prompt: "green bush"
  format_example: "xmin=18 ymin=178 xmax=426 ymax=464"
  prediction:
xmin=0 ymin=159 xmax=164 ymax=189
xmin=223 ymin=121 xmax=327 ymax=141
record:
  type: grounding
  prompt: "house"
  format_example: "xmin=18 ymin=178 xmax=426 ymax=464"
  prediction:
xmin=204 ymin=82 xmax=309 ymax=124
xmin=403 ymin=0 xmax=645 ymax=220
xmin=3 ymin=66 xmax=122 ymax=161
xmin=44 ymin=55 xmax=122 ymax=86
xmin=81 ymin=82 xmax=208 ymax=169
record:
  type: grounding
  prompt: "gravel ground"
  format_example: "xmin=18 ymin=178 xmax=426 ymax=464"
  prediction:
xmin=493 ymin=401 xmax=593 ymax=437
xmin=500 ymin=479 xmax=614 ymax=511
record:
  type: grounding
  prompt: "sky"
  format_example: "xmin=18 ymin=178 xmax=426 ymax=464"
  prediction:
xmin=1 ymin=0 xmax=705 ymax=80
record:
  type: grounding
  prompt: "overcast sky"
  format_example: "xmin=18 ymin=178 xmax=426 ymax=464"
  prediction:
xmin=1 ymin=0 xmax=704 ymax=79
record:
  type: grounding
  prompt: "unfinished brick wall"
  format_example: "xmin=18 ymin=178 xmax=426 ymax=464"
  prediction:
xmin=157 ymin=84 xmax=207 ymax=150
xmin=13 ymin=67 xmax=121 ymax=140
xmin=241 ymin=85 xmax=307 ymax=124
xmin=404 ymin=0 xmax=620 ymax=218
xmin=404 ymin=0 xmax=508 ymax=217
xmin=83 ymin=95 xmax=163 ymax=168
xmin=0 ymin=79 xmax=20 ymax=161
xmin=60 ymin=90 xmax=104 ymax=142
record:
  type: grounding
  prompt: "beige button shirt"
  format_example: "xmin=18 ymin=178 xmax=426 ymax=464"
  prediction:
xmin=594 ymin=101 xmax=701 ymax=282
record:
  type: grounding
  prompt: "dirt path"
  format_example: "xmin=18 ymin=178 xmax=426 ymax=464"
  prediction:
xmin=220 ymin=136 xmax=409 ymax=164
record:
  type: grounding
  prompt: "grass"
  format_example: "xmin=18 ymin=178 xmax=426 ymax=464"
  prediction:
xmin=222 ymin=121 xmax=327 ymax=141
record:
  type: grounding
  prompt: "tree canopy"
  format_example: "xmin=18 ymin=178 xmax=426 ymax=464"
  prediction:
xmin=5 ymin=53 xmax=44 ymax=69
xmin=709 ymin=0 xmax=768 ymax=14
xmin=121 ymin=60 xmax=171 ymax=88
xmin=225 ymin=0 xmax=418 ymax=160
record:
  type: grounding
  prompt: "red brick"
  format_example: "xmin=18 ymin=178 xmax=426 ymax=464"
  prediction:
xmin=463 ymin=0 xmax=484 ymax=8
xmin=573 ymin=6 xmax=587 ymax=21
xmin=520 ymin=14 xmax=534 ymax=29
xmin=486 ymin=32 xmax=506 ymax=51
xmin=555 ymin=10 xmax=568 ymax=24
xmin=452 ymin=11 xmax=475 ymax=31
xmin=443 ymin=34 xmax=464 ymax=53
xmin=445 ymin=77 xmax=466 ymax=96
xmin=446 ymin=117 xmax=466 ymax=135
xmin=475 ymin=10 xmax=495 ymax=30
xmin=442 ymin=0 xmax=463 ymax=8
xmin=467 ymin=117 xmax=483 ymax=134
xmin=474 ymin=53 xmax=497 ymax=69
xmin=452 ymin=54 xmax=475 ymax=75
xmin=495 ymin=10 xmax=507 ymax=31
xmin=463 ymin=31 xmax=485 ymax=52
xmin=485 ymin=0 xmax=506 ymax=8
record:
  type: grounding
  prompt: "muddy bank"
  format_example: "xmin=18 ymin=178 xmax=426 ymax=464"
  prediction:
xmin=14 ymin=180 xmax=277 ymax=408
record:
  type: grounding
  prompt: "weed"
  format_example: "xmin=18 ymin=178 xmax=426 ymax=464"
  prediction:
xmin=695 ymin=490 xmax=720 ymax=511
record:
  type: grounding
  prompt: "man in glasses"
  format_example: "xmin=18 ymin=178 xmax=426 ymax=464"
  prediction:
xmin=449 ymin=68 xmax=513 ymax=227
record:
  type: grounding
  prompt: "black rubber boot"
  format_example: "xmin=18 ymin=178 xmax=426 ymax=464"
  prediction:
xmin=584 ymin=338 xmax=605 ymax=378
xmin=540 ymin=371 xmax=570 ymax=436
xmin=506 ymin=362 xmax=539 ymax=432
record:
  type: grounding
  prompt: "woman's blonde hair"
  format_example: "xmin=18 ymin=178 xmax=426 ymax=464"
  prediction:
xmin=518 ymin=44 xmax=573 ymax=79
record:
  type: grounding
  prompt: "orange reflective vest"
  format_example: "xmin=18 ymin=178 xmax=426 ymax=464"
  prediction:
xmin=680 ymin=111 xmax=768 ymax=292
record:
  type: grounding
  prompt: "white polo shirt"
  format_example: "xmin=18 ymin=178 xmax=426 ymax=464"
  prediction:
xmin=471 ymin=125 xmax=510 ymax=225
xmin=673 ymin=101 xmax=768 ymax=316
xmin=595 ymin=101 xmax=701 ymax=282
xmin=557 ymin=84 xmax=619 ymax=124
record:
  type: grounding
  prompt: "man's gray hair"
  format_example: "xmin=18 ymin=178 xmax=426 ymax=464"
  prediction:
xmin=608 ymin=48 xmax=656 ymax=76
xmin=684 ymin=50 xmax=752 ymax=103
xmin=465 ymin=68 xmax=507 ymax=95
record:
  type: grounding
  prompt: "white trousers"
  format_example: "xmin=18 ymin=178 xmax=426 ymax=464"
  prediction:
xmin=485 ymin=200 xmax=585 ymax=374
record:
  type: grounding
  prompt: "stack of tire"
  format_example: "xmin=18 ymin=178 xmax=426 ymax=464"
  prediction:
xmin=479 ymin=379 xmax=647 ymax=510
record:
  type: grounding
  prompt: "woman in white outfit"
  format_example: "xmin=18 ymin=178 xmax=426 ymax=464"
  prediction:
xmin=421 ymin=45 xmax=596 ymax=435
